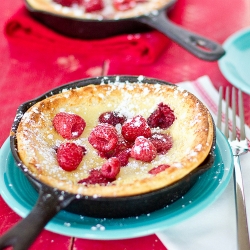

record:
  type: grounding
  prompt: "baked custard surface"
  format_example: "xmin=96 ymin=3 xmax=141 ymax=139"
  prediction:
xmin=16 ymin=80 xmax=215 ymax=197
xmin=26 ymin=0 xmax=172 ymax=20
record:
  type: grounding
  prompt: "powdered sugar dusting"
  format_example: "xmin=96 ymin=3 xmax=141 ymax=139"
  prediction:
xmin=15 ymin=76 xmax=213 ymax=196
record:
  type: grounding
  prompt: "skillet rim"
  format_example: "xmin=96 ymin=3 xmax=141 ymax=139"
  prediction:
xmin=10 ymin=75 xmax=216 ymax=203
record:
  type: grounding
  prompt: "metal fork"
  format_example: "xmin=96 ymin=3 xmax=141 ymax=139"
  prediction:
xmin=217 ymin=86 xmax=250 ymax=250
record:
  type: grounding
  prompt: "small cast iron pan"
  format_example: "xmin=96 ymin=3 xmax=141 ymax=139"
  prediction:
xmin=24 ymin=0 xmax=225 ymax=61
xmin=0 ymin=76 xmax=216 ymax=250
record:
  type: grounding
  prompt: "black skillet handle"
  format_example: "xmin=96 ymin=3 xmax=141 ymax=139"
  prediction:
xmin=138 ymin=11 xmax=225 ymax=61
xmin=0 ymin=185 xmax=74 ymax=250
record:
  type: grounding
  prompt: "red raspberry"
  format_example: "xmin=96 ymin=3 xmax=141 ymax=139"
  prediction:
xmin=78 ymin=169 xmax=115 ymax=185
xmin=83 ymin=0 xmax=104 ymax=12
xmin=121 ymin=115 xmax=151 ymax=142
xmin=98 ymin=111 xmax=126 ymax=127
xmin=113 ymin=0 xmax=146 ymax=11
xmin=114 ymin=136 xmax=133 ymax=153
xmin=113 ymin=0 xmax=135 ymax=11
xmin=53 ymin=0 xmax=82 ymax=7
xmin=149 ymin=133 xmax=173 ymax=154
xmin=131 ymin=136 xmax=157 ymax=162
xmin=98 ymin=149 xmax=114 ymax=159
xmin=147 ymin=103 xmax=175 ymax=129
xmin=101 ymin=157 xmax=121 ymax=179
xmin=53 ymin=112 xmax=86 ymax=140
xmin=148 ymin=164 xmax=170 ymax=175
xmin=56 ymin=142 xmax=86 ymax=171
xmin=98 ymin=136 xmax=132 ymax=166
xmin=116 ymin=148 xmax=131 ymax=166
xmin=97 ymin=136 xmax=132 ymax=166
xmin=88 ymin=123 xmax=119 ymax=152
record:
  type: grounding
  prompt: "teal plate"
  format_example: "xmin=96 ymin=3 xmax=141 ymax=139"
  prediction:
xmin=0 ymin=129 xmax=233 ymax=240
xmin=218 ymin=27 xmax=250 ymax=94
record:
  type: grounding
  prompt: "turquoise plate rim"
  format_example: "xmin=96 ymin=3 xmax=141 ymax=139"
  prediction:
xmin=218 ymin=27 xmax=250 ymax=94
xmin=0 ymin=129 xmax=233 ymax=240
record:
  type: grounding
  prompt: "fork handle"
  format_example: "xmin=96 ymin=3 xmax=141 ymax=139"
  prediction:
xmin=234 ymin=155 xmax=250 ymax=250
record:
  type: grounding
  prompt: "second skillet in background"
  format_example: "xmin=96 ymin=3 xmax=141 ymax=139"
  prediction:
xmin=24 ymin=0 xmax=225 ymax=61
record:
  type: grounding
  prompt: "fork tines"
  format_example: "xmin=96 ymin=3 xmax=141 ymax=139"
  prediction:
xmin=217 ymin=86 xmax=246 ymax=142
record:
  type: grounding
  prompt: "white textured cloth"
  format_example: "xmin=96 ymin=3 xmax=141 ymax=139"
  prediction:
xmin=156 ymin=76 xmax=250 ymax=250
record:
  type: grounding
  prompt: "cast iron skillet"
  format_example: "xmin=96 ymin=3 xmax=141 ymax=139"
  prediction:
xmin=24 ymin=0 xmax=225 ymax=61
xmin=0 ymin=76 xmax=216 ymax=250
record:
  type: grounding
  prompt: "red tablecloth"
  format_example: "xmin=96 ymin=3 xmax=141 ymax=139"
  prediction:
xmin=0 ymin=0 xmax=250 ymax=249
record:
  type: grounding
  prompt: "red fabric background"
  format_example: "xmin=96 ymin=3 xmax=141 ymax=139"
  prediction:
xmin=0 ymin=0 xmax=250 ymax=249
xmin=5 ymin=6 xmax=170 ymax=65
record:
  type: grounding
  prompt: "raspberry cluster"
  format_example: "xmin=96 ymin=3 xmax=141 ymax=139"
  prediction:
xmin=53 ymin=103 xmax=175 ymax=185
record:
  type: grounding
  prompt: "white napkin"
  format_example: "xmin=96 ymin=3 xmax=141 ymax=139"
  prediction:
xmin=156 ymin=76 xmax=250 ymax=250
